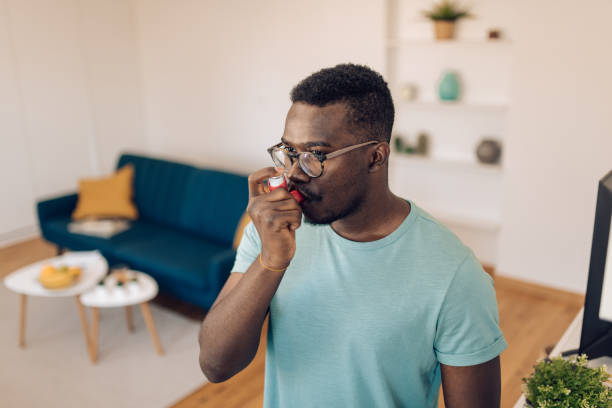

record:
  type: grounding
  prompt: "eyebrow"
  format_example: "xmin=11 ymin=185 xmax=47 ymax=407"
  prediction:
xmin=281 ymin=138 xmax=332 ymax=148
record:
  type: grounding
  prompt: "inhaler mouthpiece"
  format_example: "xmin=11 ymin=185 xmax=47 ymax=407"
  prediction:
xmin=268 ymin=175 xmax=304 ymax=203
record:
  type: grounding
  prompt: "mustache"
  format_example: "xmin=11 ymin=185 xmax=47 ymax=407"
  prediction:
xmin=288 ymin=183 xmax=322 ymax=201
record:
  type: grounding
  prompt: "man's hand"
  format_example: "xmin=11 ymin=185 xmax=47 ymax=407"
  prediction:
xmin=440 ymin=356 xmax=501 ymax=408
xmin=246 ymin=167 xmax=302 ymax=270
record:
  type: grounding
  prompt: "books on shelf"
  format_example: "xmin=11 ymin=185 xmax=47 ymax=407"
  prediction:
xmin=68 ymin=219 xmax=131 ymax=238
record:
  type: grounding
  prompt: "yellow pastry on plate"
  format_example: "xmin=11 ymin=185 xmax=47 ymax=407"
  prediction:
xmin=39 ymin=264 xmax=82 ymax=289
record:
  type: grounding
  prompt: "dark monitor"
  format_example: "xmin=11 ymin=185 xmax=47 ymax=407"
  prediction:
xmin=579 ymin=169 xmax=612 ymax=359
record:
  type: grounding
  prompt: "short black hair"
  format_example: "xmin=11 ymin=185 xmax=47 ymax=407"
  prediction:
xmin=290 ymin=63 xmax=394 ymax=143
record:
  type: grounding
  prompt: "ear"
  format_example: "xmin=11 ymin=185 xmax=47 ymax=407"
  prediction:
xmin=369 ymin=142 xmax=389 ymax=173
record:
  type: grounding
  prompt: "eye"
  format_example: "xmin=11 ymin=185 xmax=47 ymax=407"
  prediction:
xmin=281 ymin=144 xmax=296 ymax=152
xmin=310 ymin=150 xmax=324 ymax=156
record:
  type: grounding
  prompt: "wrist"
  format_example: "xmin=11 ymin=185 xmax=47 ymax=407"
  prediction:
xmin=259 ymin=253 xmax=290 ymax=272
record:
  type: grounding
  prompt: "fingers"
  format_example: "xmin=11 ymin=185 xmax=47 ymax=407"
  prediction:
xmin=247 ymin=190 xmax=301 ymax=218
xmin=248 ymin=167 xmax=284 ymax=199
xmin=263 ymin=187 xmax=301 ymax=203
xmin=269 ymin=196 xmax=302 ymax=211
xmin=262 ymin=210 xmax=302 ymax=232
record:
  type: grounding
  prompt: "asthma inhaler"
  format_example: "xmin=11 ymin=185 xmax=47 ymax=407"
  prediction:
xmin=268 ymin=175 xmax=304 ymax=204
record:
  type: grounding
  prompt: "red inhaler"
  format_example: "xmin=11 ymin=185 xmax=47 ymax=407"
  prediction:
xmin=268 ymin=175 xmax=304 ymax=204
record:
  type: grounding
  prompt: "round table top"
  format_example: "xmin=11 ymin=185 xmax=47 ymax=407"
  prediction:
xmin=80 ymin=271 xmax=158 ymax=308
xmin=3 ymin=250 xmax=108 ymax=297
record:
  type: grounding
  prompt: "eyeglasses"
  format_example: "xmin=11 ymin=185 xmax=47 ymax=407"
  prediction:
xmin=267 ymin=140 xmax=379 ymax=178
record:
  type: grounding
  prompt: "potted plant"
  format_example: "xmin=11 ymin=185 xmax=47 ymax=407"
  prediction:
xmin=127 ymin=276 xmax=140 ymax=294
xmin=422 ymin=0 xmax=472 ymax=40
xmin=522 ymin=354 xmax=612 ymax=407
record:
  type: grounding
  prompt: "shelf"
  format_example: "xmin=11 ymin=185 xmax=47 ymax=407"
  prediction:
xmin=386 ymin=38 xmax=513 ymax=49
xmin=398 ymin=100 xmax=508 ymax=113
xmin=391 ymin=154 xmax=503 ymax=174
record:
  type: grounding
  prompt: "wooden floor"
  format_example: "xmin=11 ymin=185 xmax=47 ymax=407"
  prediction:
xmin=2 ymin=238 xmax=584 ymax=408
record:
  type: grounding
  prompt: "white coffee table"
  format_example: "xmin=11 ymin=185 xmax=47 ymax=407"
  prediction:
xmin=80 ymin=271 xmax=164 ymax=363
xmin=3 ymin=250 xmax=108 ymax=356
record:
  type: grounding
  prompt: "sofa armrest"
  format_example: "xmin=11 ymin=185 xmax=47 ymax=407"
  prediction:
xmin=207 ymin=248 xmax=238 ymax=292
xmin=37 ymin=193 xmax=78 ymax=225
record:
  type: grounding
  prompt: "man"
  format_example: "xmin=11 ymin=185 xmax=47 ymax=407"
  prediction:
xmin=199 ymin=63 xmax=507 ymax=407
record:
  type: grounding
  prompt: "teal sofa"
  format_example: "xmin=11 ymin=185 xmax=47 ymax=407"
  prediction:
xmin=37 ymin=153 xmax=249 ymax=310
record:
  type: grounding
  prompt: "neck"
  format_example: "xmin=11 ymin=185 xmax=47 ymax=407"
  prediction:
xmin=329 ymin=185 xmax=410 ymax=242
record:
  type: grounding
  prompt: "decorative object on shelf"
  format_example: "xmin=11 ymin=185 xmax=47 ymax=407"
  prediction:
xmin=487 ymin=28 xmax=502 ymax=40
xmin=393 ymin=134 xmax=429 ymax=156
xmin=394 ymin=135 xmax=413 ymax=154
xmin=475 ymin=138 xmax=502 ymax=164
xmin=415 ymin=132 xmax=430 ymax=155
xmin=521 ymin=354 xmax=612 ymax=408
xmin=399 ymin=83 xmax=418 ymax=101
xmin=422 ymin=0 xmax=472 ymax=40
xmin=438 ymin=71 xmax=460 ymax=101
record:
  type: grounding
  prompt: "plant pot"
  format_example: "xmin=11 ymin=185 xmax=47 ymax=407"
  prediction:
xmin=434 ymin=20 xmax=455 ymax=40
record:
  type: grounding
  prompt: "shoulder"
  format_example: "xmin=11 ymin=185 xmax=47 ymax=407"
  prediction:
xmin=409 ymin=202 xmax=474 ymax=267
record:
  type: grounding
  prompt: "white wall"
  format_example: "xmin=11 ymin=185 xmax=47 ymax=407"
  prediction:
xmin=0 ymin=0 xmax=146 ymax=246
xmin=132 ymin=0 xmax=385 ymax=174
xmin=498 ymin=0 xmax=612 ymax=293
xmin=76 ymin=0 xmax=147 ymax=174
xmin=0 ymin=0 xmax=35 ymax=241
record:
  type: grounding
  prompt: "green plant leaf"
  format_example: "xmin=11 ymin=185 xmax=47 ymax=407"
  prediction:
xmin=522 ymin=355 xmax=612 ymax=407
xmin=422 ymin=0 xmax=472 ymax=21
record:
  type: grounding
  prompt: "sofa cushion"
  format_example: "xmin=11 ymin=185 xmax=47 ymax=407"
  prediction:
xmin=110 ymin=220 xmax=229 ymax=290
xmin=42 ymin=215 xmax=118 ymax=253
xmin=179 ymin=169 xmax=249 ymax=246
xmin=117 ymin=154 xmax=249 ymax=247
xmin=117 ymin=154 xmax=195 ymax=229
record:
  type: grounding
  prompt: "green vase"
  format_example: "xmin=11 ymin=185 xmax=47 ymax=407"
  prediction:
xmin=438 ymin=71 xmax=460 ymax=101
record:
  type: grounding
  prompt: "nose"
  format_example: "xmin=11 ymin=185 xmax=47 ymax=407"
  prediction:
xmin=286 ymin=158 xmax=310 ymax=186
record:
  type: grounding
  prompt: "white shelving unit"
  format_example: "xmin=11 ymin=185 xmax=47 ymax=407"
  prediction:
xmin=386 ymin=38 xmax=513 ymax=48
xmin=386 ymin=0 xmax=513 ymax=265
xmin=400 ymin=100 xmax=508 ymax=114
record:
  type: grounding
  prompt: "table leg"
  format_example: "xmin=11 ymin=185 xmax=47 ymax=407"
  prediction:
xmin=139 ymin=302 xmax=164 ymax=355
xmin=125 ymin=305 xmax=134 ymax=333
xmin=91 ymin=307 xmax=99 ymax=364
xmin=75 ymin=296 xmax=94 ymax=362
xmin=19 ymin=294 xmax=27 ymax=348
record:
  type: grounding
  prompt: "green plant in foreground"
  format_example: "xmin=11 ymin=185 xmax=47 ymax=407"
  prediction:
xmin=422 ymin=0 xmax=471 ymax=22
xmin=522 ymin=354 xmax=612 ymax=408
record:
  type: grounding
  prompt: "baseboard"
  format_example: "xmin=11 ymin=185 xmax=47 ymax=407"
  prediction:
xmin=0 ymin=225 xmax=40 ymax=248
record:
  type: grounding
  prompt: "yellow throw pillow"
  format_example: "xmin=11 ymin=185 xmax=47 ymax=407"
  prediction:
xmin=233 ymin=212 xmax=251 ymax=250
xmin=72 ymin=164 xmax=138 ymax=220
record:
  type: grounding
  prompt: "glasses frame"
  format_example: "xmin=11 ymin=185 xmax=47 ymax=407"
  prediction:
xmin=266 ymin=140 xmax=379 ymax=178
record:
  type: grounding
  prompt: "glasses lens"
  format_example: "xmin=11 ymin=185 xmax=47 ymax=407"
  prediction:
xmin=299 ymin=153 xmax=323 ymax=177
xmin=271 ymin=148 xmax=291 ymax=169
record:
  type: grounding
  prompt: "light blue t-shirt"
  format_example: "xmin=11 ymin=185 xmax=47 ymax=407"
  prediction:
xmin=231 ymin=200 xmax=507 ymax=408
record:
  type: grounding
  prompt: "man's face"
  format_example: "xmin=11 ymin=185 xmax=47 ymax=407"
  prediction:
xmin=281 ymin=102 xmax=370 ymax=225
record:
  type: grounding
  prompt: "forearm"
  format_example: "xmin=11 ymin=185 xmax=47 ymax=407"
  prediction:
xmin=198 ymin=258 xmax=284 ymax=382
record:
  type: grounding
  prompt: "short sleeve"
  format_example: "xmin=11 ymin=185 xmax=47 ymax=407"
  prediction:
xmin=434 ymin=252 xmax=508 ymax=366
xmin=230 ymin=221 xmax=262 ymax=273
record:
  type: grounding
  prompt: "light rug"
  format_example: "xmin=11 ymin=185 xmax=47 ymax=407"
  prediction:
xmin=0 ymin=284 xmax=208 ymax=408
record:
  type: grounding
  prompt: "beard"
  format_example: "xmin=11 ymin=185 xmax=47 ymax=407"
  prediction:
xmin=302 ymin=192 xmax=363 ymax=225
